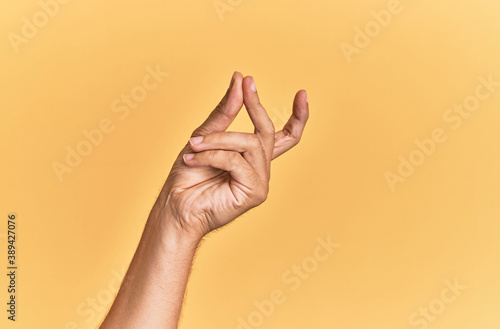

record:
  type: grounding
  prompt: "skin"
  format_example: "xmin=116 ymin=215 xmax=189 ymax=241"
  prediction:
xmin=99 ymin=71 xmax=309 ymax=329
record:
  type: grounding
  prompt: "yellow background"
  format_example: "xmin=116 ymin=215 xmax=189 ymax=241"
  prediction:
xmin=1 ymin=0 xmax=500 ymax=328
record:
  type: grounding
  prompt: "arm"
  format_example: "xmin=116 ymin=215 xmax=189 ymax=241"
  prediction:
xmin=99 ymin=71 xmax=309 ymax=329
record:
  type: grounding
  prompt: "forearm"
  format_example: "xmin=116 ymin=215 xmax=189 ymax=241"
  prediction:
xmin=100 ymin=201 xmax=201 ymax=329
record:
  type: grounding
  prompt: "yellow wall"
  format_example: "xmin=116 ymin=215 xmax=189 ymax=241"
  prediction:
xmin=1 ymin=0 xmax=500 ymax=328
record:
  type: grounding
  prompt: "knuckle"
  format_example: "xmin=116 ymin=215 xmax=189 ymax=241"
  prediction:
xmin=214 ymin=101 xmax=234 ymax=121
xmin=256 ymin=104 xmax=275 ymax=133
xmin=216 ymin=150 xmax=227 ymax=159
xmin=206 ymin=150 xmax=220 ymax=162
xmin=253 ymin=184 xmax=269 ymax=204
xmin=228 ymin=152 xmax=241 ymax=165
xmin=168 ymin=186 xmax=183 ymax=199
xmin=257 ymin=191 xmax=268 ymax=204
xmin=216 ymin=98 xmax=227 ymax=112
xmin=263 ymin=122 xmax=275 ymax=135
xmin=249 ymin=135 xmax=261 ymax=148
xmin=202 ymin=132 xmax=217 ymax=144
xmin=192 ymin=125 xmax=212 ymax=138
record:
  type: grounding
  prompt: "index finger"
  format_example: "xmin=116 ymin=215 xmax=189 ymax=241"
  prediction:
xmin=242 ymin=76 xmax=275 ymax=163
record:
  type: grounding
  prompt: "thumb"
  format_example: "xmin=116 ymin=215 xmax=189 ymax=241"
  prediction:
xmin=192 ymin=71 xmax=244 ymax=137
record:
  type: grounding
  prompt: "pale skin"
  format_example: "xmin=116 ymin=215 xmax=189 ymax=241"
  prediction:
xmin=99 ymin=72 xmax=309 ymax=329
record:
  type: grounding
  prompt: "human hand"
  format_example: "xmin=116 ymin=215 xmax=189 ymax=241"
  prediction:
xmin=156 ymin=72 xmax=309 ymax=241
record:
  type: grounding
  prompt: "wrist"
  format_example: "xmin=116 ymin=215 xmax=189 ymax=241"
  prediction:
xmin=146 ymin=199 xmax=204 ymax=253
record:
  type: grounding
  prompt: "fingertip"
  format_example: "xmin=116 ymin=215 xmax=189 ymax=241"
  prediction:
xmin=296 ymin=89 xmax=308 ymax=104
xmin=225 ymin=72 xmax=244 ymax=115
xmin=243 ymin=76 xmax=261 ymax=107
xmin=242 ymin=76 xmax=254 ymax=92
xmin=229 ymin=71 xmax=243 ymax=90
xmin=293 ymin=90 xmax=310 ymax=121
xmin=183 ymin=153 xmax=194 ymax=164
xmin=232 ymin=72 xmax=244 ymax=97
xmin=233 ymin=71 xmax=243 ymax=81
xmin=189 ymin=136 xmax=204 ymax=147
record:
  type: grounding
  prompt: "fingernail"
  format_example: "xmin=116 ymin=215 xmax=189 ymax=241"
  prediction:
xmin=305 ymin=91 xmax=308 ymax=103
xmin=183 ymin=154 xmax=194 ymax=161
xmin=189 ymin=136 xmax=204 ymax=145
xmin=251 ymin=79 xmax=257 ymax=92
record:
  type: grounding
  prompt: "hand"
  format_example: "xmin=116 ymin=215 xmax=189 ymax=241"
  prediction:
xmin=156 ymin=72 xmax=309 ymax=240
